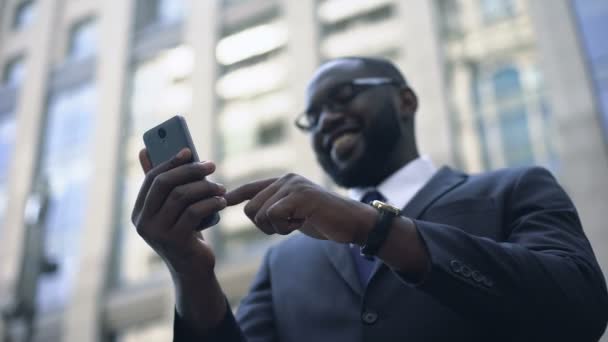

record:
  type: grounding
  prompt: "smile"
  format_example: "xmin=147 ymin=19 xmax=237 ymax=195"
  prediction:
xmin=324 ymin=127 xmax=362 ymax=152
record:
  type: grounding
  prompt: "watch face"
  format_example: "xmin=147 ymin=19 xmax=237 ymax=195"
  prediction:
xmin=371 ymin=200 xmax=400 ymax=215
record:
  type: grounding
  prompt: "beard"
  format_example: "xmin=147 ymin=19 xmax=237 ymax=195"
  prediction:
xmin=316 ymin=101 xmax=403 ymax=188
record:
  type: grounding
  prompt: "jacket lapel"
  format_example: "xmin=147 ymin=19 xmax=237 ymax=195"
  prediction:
xmin=322 ymin=166 xmax=467 ymax=296
xmin=322 ymin=241 xmax=363 ymax=296
xmin=368 ymin=166 xmax=468 ymax=280
xmin=401 ymin=166 xmax=467 ymax=219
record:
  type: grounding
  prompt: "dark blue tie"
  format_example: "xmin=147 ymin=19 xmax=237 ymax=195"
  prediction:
xmin=350 ymin=190 xmax=386 ymax=287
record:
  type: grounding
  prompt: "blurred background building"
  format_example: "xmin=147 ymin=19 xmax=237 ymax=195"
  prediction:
xmin=0 ymin=0 xmax=606 ymax=341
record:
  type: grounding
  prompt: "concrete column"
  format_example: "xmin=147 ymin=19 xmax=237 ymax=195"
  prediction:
xmin=184 ymin=0 xmax=220 ymax=247
xmin=282 ymin=0 xmax=324 ymax=184
xmin=63 ymin=0 xmax=134 ymax=341
xmin=0 ymin=0 xmax=57 ymax=336
xmin=528 ymin=5 xmax=608 ymax=337
xmin=452 ymin=61 xmax=483 ymax=172
xmin=395 ymin=0 xmax=453 ymax=166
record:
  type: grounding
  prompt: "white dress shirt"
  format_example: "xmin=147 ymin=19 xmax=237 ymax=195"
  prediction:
xmin=349 ymin=155 xmax=437 ymax=208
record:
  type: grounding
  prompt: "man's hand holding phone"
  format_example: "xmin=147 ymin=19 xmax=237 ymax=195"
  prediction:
xmin=131 ymin=147 xmax=228 ymax=332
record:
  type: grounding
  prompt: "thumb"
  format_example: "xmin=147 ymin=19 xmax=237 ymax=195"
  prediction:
xmin=139 ymin=148 xmax=154 ymax=174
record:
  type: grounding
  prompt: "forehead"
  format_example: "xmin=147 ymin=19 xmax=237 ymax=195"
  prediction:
xmin=306 ymin=59 xmax=374 ymax=102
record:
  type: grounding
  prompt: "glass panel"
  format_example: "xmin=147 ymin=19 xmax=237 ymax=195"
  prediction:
xmin=13 ymin=1 xmax=36 ymax=30
xmin=68 ymin=19 xmax=97 ymax=61
xmin=0 ymin=111 xmax=16 ymax=233
xmin=492 ymin=67 xmax=521 ymax=100
xmin=215 ymin=11 xmax=293 ymax=262
xmin=257 ymin=119 xmax=285 ymax=146
xmin=158 ymin=0 xmax=185 ymax=24
xmin=572 ymin=0 xmax=608 ymax=143
xmin=3 ymin=56 xmax=25 ymax=87
xmin=492 ymin=67 xmax=535 ymax=166
xmin=36 ymin=83 xmax=96 ymax=313
xmin=479 ymin=0 xmax=514 ymax=23
xmin=135 ymin=0 xmax=184 ymax=31
xmin=436 ymin=0 xmax=462 ymax=39
xmin=498 ymin=105 xmax=534 ymax=166
xmin=116 ymin=46 xmax=194 ymax=285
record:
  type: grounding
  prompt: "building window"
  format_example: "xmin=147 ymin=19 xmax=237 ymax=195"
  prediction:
xmin=115 ymin=45 xmax=194 ymax=286
xmin=222 ymin=0 xmax=249 ymax=8
xmin=2 ymin=56 xmax=25 ymax=87
xmin=492 ymin=67 xmax=521 ymax=98
xmin=36 ymin=83 xmax=96 ymax=313
xmin=491 ymin=67 xmax=534 ymax=166
xmin=12 ymin=1 xmax=36 ymax=30
xmin=497 ymin=105 xmax=534 ymax=166
xmin=480 ymin=0 xmax=514 ymax=23
xmin=0 ymin=111 xmax=16 ymax=232
xmin=436 ymin=0 xmax=462 ymax=39
xmin=318 ymin=0 xmax=400 ymax=59
xmin=135 ymin=0 xmax=185 ymax=31
xmin=572 ymin=0 xmax=608 ymax=144
xmin=257 ymin=119 xmax=285 ymax=146
xmin=67 ymin=18 xmax=97 ymax=61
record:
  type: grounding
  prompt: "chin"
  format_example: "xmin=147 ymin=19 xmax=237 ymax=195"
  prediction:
xmin=318 ymin=151 xmax=381 ymax=188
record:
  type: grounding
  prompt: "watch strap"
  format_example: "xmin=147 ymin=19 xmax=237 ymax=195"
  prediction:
xmin=360 ymin=207 xmax=395 ymax=257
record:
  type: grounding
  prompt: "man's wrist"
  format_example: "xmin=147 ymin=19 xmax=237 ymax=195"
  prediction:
xmin=174 ymin=271 xmax=227 ymax=334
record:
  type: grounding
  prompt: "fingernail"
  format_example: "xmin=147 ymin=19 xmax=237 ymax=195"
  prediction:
xmin=217 ymin=184 xmax=226 ymax=194
xmin=199 ymin=161 xmax=215 ymax=171
xmin=216 ymin=196 xmax=227 ymax=207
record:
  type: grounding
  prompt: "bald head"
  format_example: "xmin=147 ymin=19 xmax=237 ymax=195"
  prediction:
xmin=307 ymin=57 xmax=407 ymax=99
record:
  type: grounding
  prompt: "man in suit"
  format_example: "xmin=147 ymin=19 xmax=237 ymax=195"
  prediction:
xmin=132 ymin=57 xmax=608 ymax=341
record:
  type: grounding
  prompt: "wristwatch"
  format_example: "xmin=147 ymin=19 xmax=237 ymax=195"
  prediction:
xmin=360 ymin=200 xmax=401 ymax=258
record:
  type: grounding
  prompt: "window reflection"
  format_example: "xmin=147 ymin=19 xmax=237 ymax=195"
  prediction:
xmin=0 ymin=111 xmax=16 ymax=232
xmin=491 ymin=68 xmax=534 ymax=166
xmin=67 ymin=18 xmax=97 ymax=61
xmin=13 ymin=0 xmax=36 ymax=31
xmin=572 ymin=0 xmax=608 ymax=142
xmin=2 ymin=56 xmax=25 ymax=87
xmin=479 ymin=0 xmax=514 ymax=23
xmin=36 ymin=83 xmax=96 ymax=313
xmin=214 ymin=11 xmax=293 ymax=262
xmin=116 ymin=46 xmax=193 ymax=285
xmin=135 ymin=0 xmax=185 ymax=31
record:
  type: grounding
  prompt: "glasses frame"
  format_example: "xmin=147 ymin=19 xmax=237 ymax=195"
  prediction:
xmin=294 ymin=77 xmax=404 ymax=131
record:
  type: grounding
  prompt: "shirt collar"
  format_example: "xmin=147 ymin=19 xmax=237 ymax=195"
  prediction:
xmin=349 ymin=155 xmax=437 ymax=210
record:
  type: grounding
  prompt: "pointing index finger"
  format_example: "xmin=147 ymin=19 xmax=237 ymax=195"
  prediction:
xmin=225 ymin=178 xmax=278 ymax=206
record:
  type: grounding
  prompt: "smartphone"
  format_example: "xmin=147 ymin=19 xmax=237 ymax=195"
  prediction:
xmin=143 ymin=115 xmax=220 ymax=230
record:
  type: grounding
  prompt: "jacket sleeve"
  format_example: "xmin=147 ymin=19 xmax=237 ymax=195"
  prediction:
xmin=408 ymin=167 xmax=608 ymax=340
xmin=173 ymin=247 xmax=277 ymax=342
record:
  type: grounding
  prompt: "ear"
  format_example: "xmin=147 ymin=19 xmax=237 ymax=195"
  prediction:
xmin=397 ymin=87 xmax=418 ymax=120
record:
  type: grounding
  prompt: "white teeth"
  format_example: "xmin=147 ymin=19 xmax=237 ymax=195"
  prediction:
xmin=333 ymin=133 xmax=357 ymax=148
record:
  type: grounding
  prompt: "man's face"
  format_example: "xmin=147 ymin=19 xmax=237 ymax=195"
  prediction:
xmin=305 ymin=60 xmax=405 ymax=188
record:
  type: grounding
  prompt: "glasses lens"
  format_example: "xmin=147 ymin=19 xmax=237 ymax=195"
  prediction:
xmin=295 ymin=112 xmax=313 ymax=130
xmin=331 ymin=84 xmax=356 ymax=103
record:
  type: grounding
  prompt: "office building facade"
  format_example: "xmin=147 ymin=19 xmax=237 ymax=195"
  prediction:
xmin=0 ymin=0 xmax=606 ymax=340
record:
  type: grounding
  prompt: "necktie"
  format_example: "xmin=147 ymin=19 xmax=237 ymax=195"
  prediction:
xmin=349 ymin=190 xmax=386 ymax=287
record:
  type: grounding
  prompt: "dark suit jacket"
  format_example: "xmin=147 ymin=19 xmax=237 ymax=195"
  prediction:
xmin=174 ymin=166 xmax=608 ymax=341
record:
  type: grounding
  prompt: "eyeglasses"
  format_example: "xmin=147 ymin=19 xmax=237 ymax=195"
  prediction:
xmin=294 ymin=77 xmax=403 ymax=131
